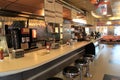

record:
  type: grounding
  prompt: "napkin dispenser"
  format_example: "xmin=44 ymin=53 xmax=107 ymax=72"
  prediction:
xmin=12 ymin=49 xmax=24 ymax=58
xmin=51 ymin=43 xmax=60 ymax=49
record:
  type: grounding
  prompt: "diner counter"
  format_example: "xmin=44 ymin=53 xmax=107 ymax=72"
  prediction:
xmin=1 ymin=41 xmax=90 ymax=75
xmin=0 ymin=41 xmax=92 ymax=77
xmin=0 ymin=40 xmax=99 ymax=80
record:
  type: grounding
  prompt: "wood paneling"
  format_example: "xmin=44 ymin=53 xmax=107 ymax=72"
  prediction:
xmin=63 ymin=0 xmax=95 ymax=12
xmin=8 ymin=0 xmax=44 ymax=9
xmin=44 ymin=0 xmax=55 ymax=22
xmin=0 ymin=0 xmax=11 ymax=9
xmin=55 ymin=2 xmax=63 ymax=23
xmin=55 ymin=2 xmax=63 ymax=13
xmin=44 ymin=0 xmax=55 ymax=11
xmin=71 ymin=9 xmax=77 ymax=19
xmin=44 ymin=0 xmax=63 ymax=23
xmin=0 ymin=0 xmax=44 ymax=16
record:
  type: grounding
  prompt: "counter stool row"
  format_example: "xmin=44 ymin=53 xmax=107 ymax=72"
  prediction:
xmin=47 ymin=54 xmax=95 ymax=80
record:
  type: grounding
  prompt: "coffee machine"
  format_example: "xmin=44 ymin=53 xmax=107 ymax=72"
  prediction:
xmin=20 ymin=28 xmax=30 ymax=50
xmin=11 ymin=28 xmax=21 ymax=49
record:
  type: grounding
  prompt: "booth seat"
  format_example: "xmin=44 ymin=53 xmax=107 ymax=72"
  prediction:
xmin=115 ymin=36 xmax=120 ymax=41
xmin=100 ymin=35 xmax=120 ymax=42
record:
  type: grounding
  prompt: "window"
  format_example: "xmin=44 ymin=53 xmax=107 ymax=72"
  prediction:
xmin=114 ymin=26 xmax=120 ymax=35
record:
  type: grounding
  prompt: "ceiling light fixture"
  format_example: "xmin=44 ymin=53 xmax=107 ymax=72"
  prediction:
xmin=72 ymin=19 xmax=87 ymax=24
xmin=104 ymin=0 xmax=109 ymax=2
xmin=91 ymin=11 xmax=103 ymax=18
xmin=106 ymin=21 xmax=112 ymax=25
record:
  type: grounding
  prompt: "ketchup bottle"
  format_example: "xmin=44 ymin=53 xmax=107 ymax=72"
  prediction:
xmin=0 ymin=48 xmax=4 ymax=60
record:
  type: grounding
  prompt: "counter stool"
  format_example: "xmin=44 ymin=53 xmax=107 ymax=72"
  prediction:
xmin=83 ymin=54 xmax=95 ymax=62
xmin=63 ymin=66 xmax=79 ymax=80
xmin=47 ymin=77 xmax=63 ymax=80
xmin=75 ymin=59 xmax=87 ymax=80
xmin=83 ymin=54 xmax=95 ymax=77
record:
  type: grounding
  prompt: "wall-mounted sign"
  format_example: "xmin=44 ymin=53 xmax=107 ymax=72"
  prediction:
xmin=96 ymin=4 xmax=107 ymax=15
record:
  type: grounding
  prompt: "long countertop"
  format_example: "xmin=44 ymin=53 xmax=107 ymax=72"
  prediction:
xmin=0 ymin=41 xmax=92 ymax=77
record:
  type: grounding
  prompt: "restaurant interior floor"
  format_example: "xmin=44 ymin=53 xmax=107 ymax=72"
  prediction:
xmin=54 ymin=44 xmax=120 ymax=80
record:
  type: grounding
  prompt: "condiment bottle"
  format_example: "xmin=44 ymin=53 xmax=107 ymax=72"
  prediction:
xmin=46 ymin=43 xmax=51 ymax=53
xmin=0 ymin=48 xmax=4 ymax=60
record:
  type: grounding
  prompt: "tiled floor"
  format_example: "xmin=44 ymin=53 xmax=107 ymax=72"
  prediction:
xmin=54 ymin=44 xmax=120 ymax=80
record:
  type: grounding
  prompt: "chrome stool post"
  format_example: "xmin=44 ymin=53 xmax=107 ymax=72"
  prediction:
xmin=75 ymin=59 xmax=87 ymax=80
xmin=84 ymin=54 xmax=95 ymax=78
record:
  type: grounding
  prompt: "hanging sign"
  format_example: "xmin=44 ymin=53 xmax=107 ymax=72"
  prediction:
xmin=96 ymin=3 xmax=107 ymax=15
